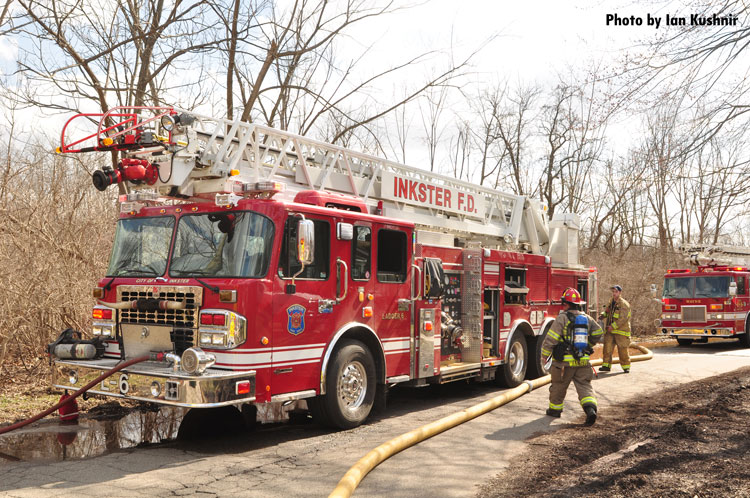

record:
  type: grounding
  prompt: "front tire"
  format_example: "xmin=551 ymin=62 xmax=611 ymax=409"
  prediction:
xmin=497 ymin=333 xmax=528 ymax=387
xmin=308 ymin=339 xmax=376 ymax=429
xmin=676 ymin=337 xmax=694 ymax=346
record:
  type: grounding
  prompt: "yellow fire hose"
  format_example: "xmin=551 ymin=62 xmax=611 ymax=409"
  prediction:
xmin=329 ymin=344 xmax=653 ymax=498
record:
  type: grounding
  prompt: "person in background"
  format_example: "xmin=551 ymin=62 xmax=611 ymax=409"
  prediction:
xmin=599 ymin=284 xmax=632 ymax=373
xmin=541 ymin=288 xmax=603 ymax=425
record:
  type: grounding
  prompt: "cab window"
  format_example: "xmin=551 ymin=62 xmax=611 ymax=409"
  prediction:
xmin=738 ymin=276 xmax=748 ymax=295
xmin=278 ymin=217 xmax=329 ymax=279
xmin=377 ymin=229 xmax=407 ymax=283
xmin=352 ymin=226 xmax=371 ymax=280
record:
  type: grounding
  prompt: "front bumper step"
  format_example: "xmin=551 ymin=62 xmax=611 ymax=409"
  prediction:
xmin=54 ymin=359 xmax=256 ymax=408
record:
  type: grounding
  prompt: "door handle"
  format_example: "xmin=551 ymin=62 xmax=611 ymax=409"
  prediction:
xmin=411 ymin=264 xmax=422 ymax=301
xmin=336 ymin=258 xmax=348 ymax=303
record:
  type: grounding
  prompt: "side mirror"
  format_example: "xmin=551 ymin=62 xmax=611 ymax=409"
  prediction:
xmin=730 ymin=281 xmax=737 ymax=296
xmin=297 ymin=219 xmax=315 ymax=265
xmin=650 ymin=284 xmax=657 ymax=298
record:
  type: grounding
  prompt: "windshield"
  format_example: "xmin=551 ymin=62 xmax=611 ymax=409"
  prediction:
xmin=107 ymin=217 xmax=174 ymax=277
xmin=170 ymin=212 xmax=274 ymax=278
xmin=663 ymin=276 xmax=731 ymax=298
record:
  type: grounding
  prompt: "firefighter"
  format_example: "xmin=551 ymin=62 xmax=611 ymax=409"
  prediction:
xmin=541 ymin=288 xmax=603 ymax=425
xmin=599 ymin=284 xmax=632 ymax=373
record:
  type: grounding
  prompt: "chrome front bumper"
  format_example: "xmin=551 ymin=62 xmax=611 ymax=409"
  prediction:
xmin=660 ymin=327 xmax=735 ymax=338
xmin=54 ymin=359 xmax=256 ymax=408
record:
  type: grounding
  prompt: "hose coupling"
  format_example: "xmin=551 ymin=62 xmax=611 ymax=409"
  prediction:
xmin=163 ymin=352 xmax=181 ymax=372
xmin=523 ymin=380 xmax=534 ymax=393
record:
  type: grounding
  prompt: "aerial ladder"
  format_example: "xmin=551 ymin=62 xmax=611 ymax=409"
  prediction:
xmin=679 ymin=244 xmax=750 ymax=267
xmin=58 ymin=106 xmax=581 ymax=267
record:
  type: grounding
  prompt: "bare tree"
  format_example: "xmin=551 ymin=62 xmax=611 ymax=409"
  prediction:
xmin=467 ymin=85 xmax=505 ymax=187
xmin=621 ymin=0 xmax=750 ymax=147
xmin=419 ymin=85 xmax=450 ymax=172
xmin=8 ymin=0 xmax=223 ymax=113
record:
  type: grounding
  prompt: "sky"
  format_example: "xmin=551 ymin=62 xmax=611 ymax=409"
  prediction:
xmin=0 ymin=0 xmax=729 ymax=153
xmin=351 ymin=0 xmax=656 ymax=83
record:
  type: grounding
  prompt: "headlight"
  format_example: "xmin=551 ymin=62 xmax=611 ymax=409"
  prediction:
xmin=92 ymin=324 xmax=113 ymax=336
xmin=198 ymin=310 xmax=246 ymax=349
xmin=181 ymin=347 xmax=216 ymax=375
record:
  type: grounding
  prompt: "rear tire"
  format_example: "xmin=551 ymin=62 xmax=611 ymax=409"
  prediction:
xmin=527 ymin=326 xmax=551 ymax=379
xmin=308 ymin=340 xmax=376 ymax=429
xmin=676 ymin=338 xmax=694 ymax=346
xmin=497 ymin=333 xmax=528 ymax=387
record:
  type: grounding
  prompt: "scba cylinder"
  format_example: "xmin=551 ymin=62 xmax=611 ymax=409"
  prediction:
xmin=52 ymin=343 xmax=99 ymax=360
xmin=572 ymin=315 xmax=589 ymax=351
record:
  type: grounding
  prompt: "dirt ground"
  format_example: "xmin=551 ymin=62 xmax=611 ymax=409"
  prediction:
xmin=478 ymin=364 xmax=750 ymax=498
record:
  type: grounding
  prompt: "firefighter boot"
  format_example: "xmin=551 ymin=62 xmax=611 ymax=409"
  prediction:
xmin=599 ymin=365 xmax=611 ymax=372
xmin=546 ymin=408 xmax=562 ymax=418
xmin=584 ymin=405 xmax=597 ymax=426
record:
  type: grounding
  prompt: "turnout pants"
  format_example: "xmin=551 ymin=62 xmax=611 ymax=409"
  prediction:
xmin=548 ymin=364 xmax=596 ymax=412
xmin=602 ymin=332 xmax=631 ymax=370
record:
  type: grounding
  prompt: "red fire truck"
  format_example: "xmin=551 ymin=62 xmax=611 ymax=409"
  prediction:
xmin=51 ymin=106 xmax=597 ymax=428
xmin=654 ymin=245 xmax=750 ymax=347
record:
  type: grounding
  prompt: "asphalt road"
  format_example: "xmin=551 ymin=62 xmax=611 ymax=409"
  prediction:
xmin=2 ymin=343 xmax=749 ymax=498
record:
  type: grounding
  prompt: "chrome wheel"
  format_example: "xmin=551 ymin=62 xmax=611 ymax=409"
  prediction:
xmin=509 ymin=340 xmax=525 ymax=377
xmin=338 ymin=360 xmax=367 ymax=409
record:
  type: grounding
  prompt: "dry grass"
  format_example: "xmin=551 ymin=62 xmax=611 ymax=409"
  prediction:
xmin=0 ymin=138 xmax=116 ymax=396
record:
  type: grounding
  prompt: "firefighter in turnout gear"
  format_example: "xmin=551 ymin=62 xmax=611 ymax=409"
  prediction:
xmin=541 ymin=288 xmax=604 ymax=425
xmin=599 ymin=284 xmax=632 ymax=373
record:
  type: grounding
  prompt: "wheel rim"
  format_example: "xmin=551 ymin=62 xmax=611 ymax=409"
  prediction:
xmin=337 ymin=360 xmax=367 ymax=409
xmin=509 ymin=340 xmax=525 ymax=377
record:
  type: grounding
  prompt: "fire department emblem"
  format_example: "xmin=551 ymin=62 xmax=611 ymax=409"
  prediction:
xmin=287 ymin=305 xmax=306 ymax=335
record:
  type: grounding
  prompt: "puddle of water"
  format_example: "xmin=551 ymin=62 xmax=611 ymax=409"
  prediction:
xmin=0 ymin=399 xmax=316 ymax=464
xmin=0 ymin=406 xmax=186 ymax=464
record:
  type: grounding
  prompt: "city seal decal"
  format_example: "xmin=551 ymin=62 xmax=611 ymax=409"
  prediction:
xmin=287 ymin=304 xmax=306 ymax=335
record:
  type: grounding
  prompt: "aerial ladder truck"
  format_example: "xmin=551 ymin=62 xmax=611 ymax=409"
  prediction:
xmin=50 ymin=106 xmax=596 ymax=428
xmin=654 ymin=244 xmax=750 ymax=347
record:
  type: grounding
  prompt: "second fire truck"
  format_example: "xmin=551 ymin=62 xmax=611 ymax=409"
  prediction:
xmin=51 ymin=106 xmax=597 ymax=428
xmin=654 ymin=245 xmax=750 ymax=347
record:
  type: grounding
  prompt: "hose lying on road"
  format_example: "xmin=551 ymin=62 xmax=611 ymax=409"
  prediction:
xmin=329 ymin=344 xmax=653 ymax=498
xmin=0 ymin=353 xmax=165 ymax=436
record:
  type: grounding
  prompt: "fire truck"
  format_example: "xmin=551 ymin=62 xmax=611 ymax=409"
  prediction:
xmin=51 ymin=106 xmax=597 ymax=429
xmin=654 ymin=245 xmax=750 ymax=347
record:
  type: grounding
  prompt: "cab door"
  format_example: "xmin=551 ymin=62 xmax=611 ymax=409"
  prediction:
xmin=371 ymin=225 xmax=413 ymax=378
xmin=271 ymin=213 xmax=337 ymax=395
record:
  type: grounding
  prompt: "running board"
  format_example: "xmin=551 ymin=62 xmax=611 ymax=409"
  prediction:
xmin=439 ymin=362 xmax=482 ymax=383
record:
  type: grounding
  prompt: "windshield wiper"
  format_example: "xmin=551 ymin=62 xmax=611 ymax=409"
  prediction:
xmin=113 ymin=263 xmax=162 ymax=276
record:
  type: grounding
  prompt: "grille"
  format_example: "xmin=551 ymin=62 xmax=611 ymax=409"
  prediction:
xmin=171 ymin=328 xmax=195 ymax=354
xmin=682 ymin=305 xmax=706 ymax=323
xmin=117 ymin=286 xmax=203 ymax=328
